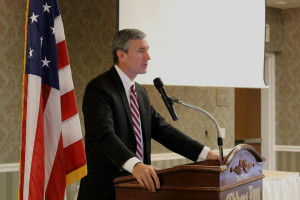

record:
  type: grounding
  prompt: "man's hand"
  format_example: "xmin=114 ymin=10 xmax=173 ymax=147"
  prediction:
xmin=206 ymin=150 xmax=220 ymax=161
xmin=132 ymin=162 xmax=160 ymax=192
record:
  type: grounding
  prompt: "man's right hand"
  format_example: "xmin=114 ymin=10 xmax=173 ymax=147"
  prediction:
xmin=132 ymin=162 xmax=160 ymax=192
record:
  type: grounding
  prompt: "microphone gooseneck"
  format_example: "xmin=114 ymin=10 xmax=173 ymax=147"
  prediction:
xmin=172 ymin=97 xmax=224 ymax=164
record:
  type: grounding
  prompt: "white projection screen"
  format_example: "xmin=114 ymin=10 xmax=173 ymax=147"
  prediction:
xmin=119 ymin=0 xmax=266 ymax=88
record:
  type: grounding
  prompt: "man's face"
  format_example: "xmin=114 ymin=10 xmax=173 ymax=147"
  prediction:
xmin=118 ymin=39 xmax=151 ymax=80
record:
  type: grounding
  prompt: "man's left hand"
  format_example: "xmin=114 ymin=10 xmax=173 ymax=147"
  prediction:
xmin=206 ymin=150 xmax=220 ymax=161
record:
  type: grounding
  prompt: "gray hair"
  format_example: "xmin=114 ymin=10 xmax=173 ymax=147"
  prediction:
xmin=111 ymin=29 xmax=146 ymax=64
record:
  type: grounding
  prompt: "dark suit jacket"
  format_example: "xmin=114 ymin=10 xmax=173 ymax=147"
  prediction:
xmin=77 ymin=66 xmax=205 ymax=200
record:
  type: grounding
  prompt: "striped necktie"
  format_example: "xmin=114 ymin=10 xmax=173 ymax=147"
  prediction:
xmin=130 ymin=84 xmax=143 ymax=161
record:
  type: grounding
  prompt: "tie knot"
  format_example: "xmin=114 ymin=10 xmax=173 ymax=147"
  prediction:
xmin=130 ymin=84 xmax=136 ymax=93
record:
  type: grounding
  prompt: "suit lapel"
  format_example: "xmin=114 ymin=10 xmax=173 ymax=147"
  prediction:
xmin=109 ymin=67 xmax=134 ymax=132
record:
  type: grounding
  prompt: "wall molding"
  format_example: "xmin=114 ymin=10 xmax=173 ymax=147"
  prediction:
xmin=261 ymin=52 xmax=276 ymax=171
xmin=0 ymin=149 xmax=232 ymax=173
xmin=151 ymin=149 xmax=232 ymax=161
xmin=3 ymin=147 xmax=299 ymax=173
xmin=0 ymin=163 xmax=19 ymax=173
xmin=275 ymin=145 xmax=300 ymax=152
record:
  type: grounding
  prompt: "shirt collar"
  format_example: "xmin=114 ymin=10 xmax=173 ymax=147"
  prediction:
xmin=114 ymin=65 xmax=135 ymax=92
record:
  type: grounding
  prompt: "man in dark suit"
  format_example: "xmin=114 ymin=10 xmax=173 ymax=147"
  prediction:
xmin=77 ymin=29 xmax=219 ymax=200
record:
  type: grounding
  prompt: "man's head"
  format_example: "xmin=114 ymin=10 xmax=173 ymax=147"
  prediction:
xmin=111 ymin=29 xmax=150 ymax=80
xmin=111 ymin=29 xmax=147 ymax=64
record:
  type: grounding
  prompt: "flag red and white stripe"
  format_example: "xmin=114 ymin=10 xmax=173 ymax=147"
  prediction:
xmin=19 ymin=1 xmax=87 ymax=199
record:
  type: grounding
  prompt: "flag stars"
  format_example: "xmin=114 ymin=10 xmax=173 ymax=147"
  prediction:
xmin=50 ymin=27 xmax=55 ymax=35
xmin=42 ymin=57 xmax=51 ymax=68
xmin=29 ymin=47 xmax=34 ymax=58
xmin=43 ymin=2 xmax=52 ymax=13
xmin=30 ymin=12 xmax=39 ymax=24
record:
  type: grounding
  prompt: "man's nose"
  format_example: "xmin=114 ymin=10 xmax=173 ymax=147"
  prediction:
xmin=145 ymin=51 xmax=151 ymax=60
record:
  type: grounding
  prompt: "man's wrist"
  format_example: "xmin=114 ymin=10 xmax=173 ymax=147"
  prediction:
xmin=122 ymin=157 xmax=142 ymax=173
xmin=198 ymin=146 xmax=210 ymax=161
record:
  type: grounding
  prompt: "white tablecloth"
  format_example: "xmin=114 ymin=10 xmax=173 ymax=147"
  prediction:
xmin=263 ymin=170 xmax=300 ymax=200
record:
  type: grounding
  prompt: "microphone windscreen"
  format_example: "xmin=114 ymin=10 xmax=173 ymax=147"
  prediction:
xmin=153 ymin=77 xmax=164 ymax=89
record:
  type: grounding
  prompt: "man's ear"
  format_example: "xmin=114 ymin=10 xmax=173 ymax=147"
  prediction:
xmin=117 ymin=50 xmax=127 ymax=63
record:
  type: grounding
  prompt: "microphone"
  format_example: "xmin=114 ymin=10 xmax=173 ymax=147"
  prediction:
xmin=153 ymin=78 xmax=178 ymax=121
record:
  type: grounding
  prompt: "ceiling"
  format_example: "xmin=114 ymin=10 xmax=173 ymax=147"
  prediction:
xmin=267 ymin=0 xmax=300 ymax=9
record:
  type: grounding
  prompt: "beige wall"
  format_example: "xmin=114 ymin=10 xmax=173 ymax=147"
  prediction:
xmin=266 ymin=7 xmax=300 ymax=172
xmin=148 ymin=86 xmax=235 ymax=153
xmin=275 ymin=8 xmax=300 ymax=146
xmin=276 ymin=152 xmax=300 ymax=172
xmin=0 ymin=0 xmax=26 ymax=164
xmin=266 ymin=6 xmax=300 ymax=146
xmin=265 ymin=7 xmax=283 ymax=52
xmin=0 ymin=0 xmax=234 ymax=164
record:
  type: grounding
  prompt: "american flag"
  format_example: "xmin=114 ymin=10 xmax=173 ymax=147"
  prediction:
xmin=19 ymin=0 xmax=87 ymax=199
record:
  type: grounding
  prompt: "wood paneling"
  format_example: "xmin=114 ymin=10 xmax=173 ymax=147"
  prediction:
xmin=235 ymin=88 xmax=261 ymax=154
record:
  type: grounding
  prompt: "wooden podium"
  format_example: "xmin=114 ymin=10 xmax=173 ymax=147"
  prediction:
xmin=114 ymin=144 xmax=264 ymax=200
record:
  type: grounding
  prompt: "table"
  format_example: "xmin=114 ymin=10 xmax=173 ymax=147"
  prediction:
xmin=263 ymin=170 xmax=300 ymax=200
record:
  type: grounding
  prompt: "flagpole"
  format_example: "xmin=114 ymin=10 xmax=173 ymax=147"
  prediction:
xmin=18 ymin=0 xmax=30 ymax=199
